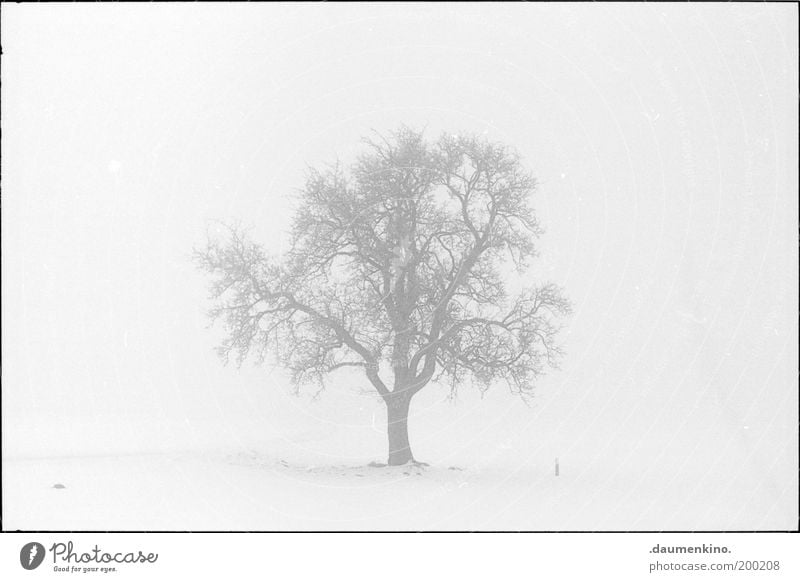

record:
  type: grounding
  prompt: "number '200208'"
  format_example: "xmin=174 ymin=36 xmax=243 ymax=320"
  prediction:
xmin=736 ymin=561 xmax=779 ymax=571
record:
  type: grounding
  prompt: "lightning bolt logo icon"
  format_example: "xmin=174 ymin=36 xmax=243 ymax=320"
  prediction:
xmin=20 ymin=542 xmax=46 ymax=570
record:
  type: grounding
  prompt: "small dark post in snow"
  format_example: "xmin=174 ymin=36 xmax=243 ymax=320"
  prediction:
xmin=555 ymin=458 xmax=559 ymax=477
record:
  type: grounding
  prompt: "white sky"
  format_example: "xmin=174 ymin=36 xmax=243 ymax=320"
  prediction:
xmin=2 ymin=4 xmax=797 ymax=522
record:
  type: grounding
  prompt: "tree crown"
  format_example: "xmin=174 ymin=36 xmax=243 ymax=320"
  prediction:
xmin=194 ymin=127 xmax=570 ymax=401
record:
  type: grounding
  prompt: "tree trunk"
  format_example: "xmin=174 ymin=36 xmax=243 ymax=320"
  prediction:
xmin=386 ymin=393 xmax=414 ymax=465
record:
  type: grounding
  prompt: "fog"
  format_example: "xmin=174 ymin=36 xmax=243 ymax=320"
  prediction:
xmin=2 ymin=3 xmax=796 ymax=530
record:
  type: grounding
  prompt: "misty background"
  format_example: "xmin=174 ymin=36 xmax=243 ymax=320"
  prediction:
xmin=2 ymin=3 xmax=797 ymax=529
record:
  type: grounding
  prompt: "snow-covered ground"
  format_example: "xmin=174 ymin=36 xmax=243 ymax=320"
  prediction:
xmin=3 ymin=446 xmax=791 ymax=531
xmin=4 ymin=382 xmax=795 ymax=531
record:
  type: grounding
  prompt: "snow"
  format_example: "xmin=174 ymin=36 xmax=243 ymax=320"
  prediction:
xmin=3 ymin=448 xmax=788 ymax=531
xmin=3 ymin=388 xmax=795 ymax=531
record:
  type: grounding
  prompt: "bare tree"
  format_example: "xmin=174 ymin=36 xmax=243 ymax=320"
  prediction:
xmin=194 ymin=127 xmax=570 ymax=466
